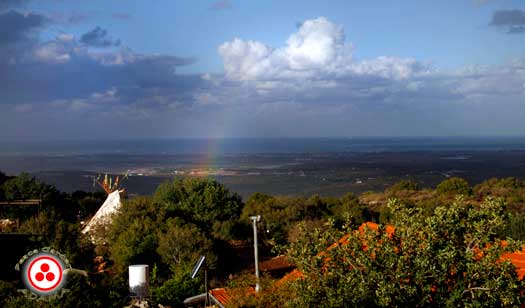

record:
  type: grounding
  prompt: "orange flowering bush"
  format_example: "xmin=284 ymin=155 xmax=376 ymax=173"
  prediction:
xmin=287 ymin=197 xmax=525 ymax=307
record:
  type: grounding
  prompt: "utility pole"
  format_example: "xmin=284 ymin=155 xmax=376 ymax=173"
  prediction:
xmin=250 ymin=215 xmax=261 ymax=292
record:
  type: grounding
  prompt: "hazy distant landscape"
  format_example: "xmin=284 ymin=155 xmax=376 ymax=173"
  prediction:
xmin=2 ymin=138 xmax=525 ymax=197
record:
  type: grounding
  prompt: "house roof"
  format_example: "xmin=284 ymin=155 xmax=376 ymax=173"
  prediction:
xmin=210 ymin=288 xmax=231 ymax=307
xmin=258 ymin=255 xmax=294 ymax=272
xmin=183 ymin=288 xmax=230 ymax=308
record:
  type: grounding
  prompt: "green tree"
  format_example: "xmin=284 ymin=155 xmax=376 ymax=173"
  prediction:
xmin=0 ymin=171 xmax=10 ymax=184
xmin=287 ymin=197 xmax=524 ymax=307
xmin=330 ymin=192 xmax=373 ymax=227
xmin=153 ymin=178 xmax=243 ymax=241
xmin=1 ymin=172 xmax=56 ymax=201
xmin=1 ymin=173 xmax=81 ymax=222
xmin=388 ymin=180 xmax=420 ymax=193
xmin=242 ymin=193 xmax=333 ymax=248
xmin=474 ymin=178 xmax=525 ymax=206
xmin=242 ymin=195 xmax=298 ymax=247
xmin=436 ymin=177 xmax=471 ymax=196
xmin=156 ymin=219 xmax=216 ymax=270
xmin=108 ymin=197 xmax=160 ymax=274
xmin=71 ymin=190 xmax=107 ymax=220
xmin=107 ymin=179 xmax=243 ymax=306
xmin=0 ymin=171 xmax=12 ymax=201
xmin=150 ymin=268 xmax=203 ymax=308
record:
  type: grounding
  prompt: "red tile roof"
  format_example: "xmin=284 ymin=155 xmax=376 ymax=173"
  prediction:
xmin=258 ymin=255 xmax=294 ymax=272
xmin=210 ymin=288 xmax=231 ymax=306
xmin=209 ymin=256 xmax=293 ymax=306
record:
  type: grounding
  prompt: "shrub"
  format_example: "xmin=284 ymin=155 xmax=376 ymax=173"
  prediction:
xmin=287 ymin=197 xmax=525 ymax=307
xmin=436 ymin=177 xmax=471 ymax=196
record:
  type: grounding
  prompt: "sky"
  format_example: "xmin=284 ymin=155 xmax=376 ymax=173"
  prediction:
xmin=1 ymin=0 xmax=524 ymax=141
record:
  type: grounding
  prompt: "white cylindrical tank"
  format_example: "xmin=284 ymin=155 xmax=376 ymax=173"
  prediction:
xmin=129 ymin=265 xmax=149 ymax=298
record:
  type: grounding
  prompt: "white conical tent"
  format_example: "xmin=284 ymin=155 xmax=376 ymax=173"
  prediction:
xmin=82 ymin=190 xmax=122 ymax=234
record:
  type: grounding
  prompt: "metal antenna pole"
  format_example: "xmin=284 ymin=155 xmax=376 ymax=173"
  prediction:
xmin=205 ymin=269 xmax=209 ymax=306
xmin=250 ymin=215 xmax=261 ymax=292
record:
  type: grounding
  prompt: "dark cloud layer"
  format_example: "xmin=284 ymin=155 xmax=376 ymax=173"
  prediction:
xmin=0 ymin=10 xmax=47 ymax=45
xmin=0 ymin=10 xmax=199 ymax=110
xmin=0 ymin=41 xmax=199 ymax=105
xmin=0 ymin=14 xmax=524 ymax=140
xmin=80 ymin=26 xmax=120 ymax=47
xmin=490 ymin=9 xmax=525 ymax=34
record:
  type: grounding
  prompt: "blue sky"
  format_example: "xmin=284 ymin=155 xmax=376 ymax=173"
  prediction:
xmin=1 ymin=0 xmax=524 ymax=140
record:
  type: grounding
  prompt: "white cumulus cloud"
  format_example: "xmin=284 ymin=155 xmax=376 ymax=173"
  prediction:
xmin=218 ymin=17 xmax=430 ymax=81
xmin=284 ymin=17 xmax=350 ymax=71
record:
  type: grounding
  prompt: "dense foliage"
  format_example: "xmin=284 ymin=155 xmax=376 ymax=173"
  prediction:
xmin=0 ymin=174 xmax=117 ymax=308
xmin=2 ymin=172 xmax=525 ymax=307
xmin=285 ymin=198 xmax=524 ymax=307
xmin=106 ymin=178 xmax=244 ymax=307
xmin=436 ymin=177 xmax=472 ymax=196
xmin=154 ymin=178 xmax=244 ymax=241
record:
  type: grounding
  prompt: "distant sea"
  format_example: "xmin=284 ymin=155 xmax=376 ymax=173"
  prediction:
xmin=2 ymin=137 xmax=525 ymax=156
